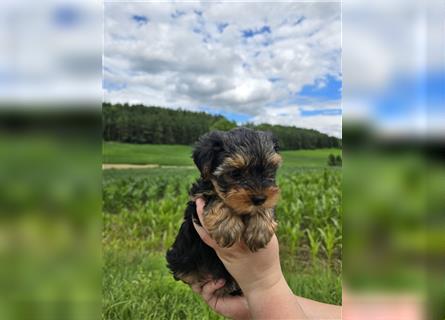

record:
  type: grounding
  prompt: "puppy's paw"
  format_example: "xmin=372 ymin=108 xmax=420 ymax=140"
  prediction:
xmin=243 ymin=210 xmax=277 ymax=251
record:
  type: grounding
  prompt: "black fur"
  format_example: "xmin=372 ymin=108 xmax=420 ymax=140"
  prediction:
xmin=192 ymin=131 xmax=225 ymax=178
xmin=165 ymin=201 xmax=240 ymax=294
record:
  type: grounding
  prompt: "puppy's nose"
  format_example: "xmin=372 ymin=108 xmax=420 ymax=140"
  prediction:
xmin=251 ymin=195 xmax=266 ymax=205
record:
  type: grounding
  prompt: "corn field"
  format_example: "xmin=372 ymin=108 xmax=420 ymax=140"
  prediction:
xmin=103 ymin=168 xmax=342 ymax=269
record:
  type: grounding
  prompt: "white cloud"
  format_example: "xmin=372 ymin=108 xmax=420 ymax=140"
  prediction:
xmin=104 ymin=2 xmax=341 ymax=136
xmin=252 ymin=104 xmax=342 ymax=138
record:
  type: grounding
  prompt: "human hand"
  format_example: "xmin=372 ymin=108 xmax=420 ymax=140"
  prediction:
xmin=191 ymin=278 xmax=250 ymax=320
xmin=192 ymin=198 xmax=284 ymax=296
xmin=193 ymin=198 xmax=307 ymax=319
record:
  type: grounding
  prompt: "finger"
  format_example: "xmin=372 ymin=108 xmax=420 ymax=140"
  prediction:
xmin=193 ymin=198 xmax=217 ymax=247
xmin=214 ymin=295 xmax=250 ymax=320
xmin=201 ymin=279 xmax=226 ymax=306
xmin=190 ymin=283 xmax=202 ymax=294
xmin=201 ymin=281 xmax=250 ymax=319
xmin=195 ymin=198 xmax=206 ymax=228
xmin=193 ymin=220 xmax=218 ymax=248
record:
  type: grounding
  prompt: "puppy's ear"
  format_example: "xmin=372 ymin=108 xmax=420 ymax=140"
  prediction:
xmin=193 ymin=131 xmax=225 ymax=178
xmin=272 ymin=135 xmax=280 ymax=152
xmin=265 ymin=131 xmax=279 ymax=152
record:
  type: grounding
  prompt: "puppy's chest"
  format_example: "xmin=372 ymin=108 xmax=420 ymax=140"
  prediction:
xmin=190 ymin=188 xmax=228 ymax=216
xmin=188 ymin=178 xmax=277 ymax=251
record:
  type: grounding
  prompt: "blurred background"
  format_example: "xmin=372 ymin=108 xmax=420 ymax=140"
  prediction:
xmin=0 ymin=0 xmax=443 ymax=319
xmin=0 ymin=1 xmax=102 ymax=320
xmin=342 ymin=0 xmax=444 ymax=319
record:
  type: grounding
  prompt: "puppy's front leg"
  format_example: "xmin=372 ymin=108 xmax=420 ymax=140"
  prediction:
xmin=203 ymin=202 xmax=245 ymax=248
xmin=244 ymin=208 xmax=277 ymax=252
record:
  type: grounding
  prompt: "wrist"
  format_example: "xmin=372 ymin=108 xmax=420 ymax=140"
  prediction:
xmin=244 ymin=276 xmax=305 ymax=319
xmin=241 ymin=270 xmax=287 ymax=299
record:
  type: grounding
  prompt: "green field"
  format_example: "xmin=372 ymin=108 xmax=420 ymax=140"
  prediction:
xmin=103 ymin=142 xmax=341 ymax=168
xmin=103 ymin=143 xmax=342 ymax=319
xmin=103 ymin=143 xmax=194 ymax=166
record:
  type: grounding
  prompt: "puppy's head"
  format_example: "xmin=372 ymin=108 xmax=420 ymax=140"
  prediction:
xmin=193 ymin=127 xmax=281 ymax=215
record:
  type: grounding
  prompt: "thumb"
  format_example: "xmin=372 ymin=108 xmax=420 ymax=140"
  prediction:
xmin=193 ymin=220 xmax=218 ymax=248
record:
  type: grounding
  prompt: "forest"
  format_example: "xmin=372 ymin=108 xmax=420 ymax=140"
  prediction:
xmin=103 ymin=103 xmax=341 ymax=150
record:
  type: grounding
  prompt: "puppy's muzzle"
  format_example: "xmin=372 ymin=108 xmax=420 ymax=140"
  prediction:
xmin=251 ymin=195 xmax=266 ymax=206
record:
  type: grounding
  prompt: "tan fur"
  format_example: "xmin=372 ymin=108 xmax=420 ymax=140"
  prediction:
xmin=214 ymin=153 xmax=248 ymax=176
xmin=263 ymin=186 xmax=280 ymax=208
xmin=268 ymin=153 xmax=283 ymax=166
xmin=203 ymin=202 xmax=245 ymax=248
xmin=223 ymin=186 xmax=280 ymax=213
xmin=224 ymin=188 xmax=255 ymax=214
xmin=205 ymin=151 xmax=281 ymax=252
xmin=243 ymin=208 xmax=277 ymax=251
xmin=225 ymin=153 xmax=248 ymax=168
xmin=210 ymin=179 xmax=225 ymax=199
xmin=203 ymin=186 xmax=279 ymax=251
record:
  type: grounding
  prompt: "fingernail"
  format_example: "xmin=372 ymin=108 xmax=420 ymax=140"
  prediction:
xmin=217 ymin=279 xmax=225 ymax=285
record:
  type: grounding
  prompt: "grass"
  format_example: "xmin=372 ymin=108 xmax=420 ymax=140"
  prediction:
xmin=103 ymin=143 xmax=194 ymax=166
xmin=103 ymin=250 xmax=340 ymax=320
xmin=281 ymin=148 xmax=342 ymax=168
xmin=103 ymin=252 xmax=222 ymax=320
xmin=103 ymin=142 xmax=341 ymax=168
xmin=102 ymin=167 xmax=197 ymax=180
xmin=103 ymin=163 xmax=342 ymax=319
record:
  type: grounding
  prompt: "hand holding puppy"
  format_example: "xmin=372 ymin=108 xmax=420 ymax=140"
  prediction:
xmin=193 ymin=198 xmax=307 ymax=320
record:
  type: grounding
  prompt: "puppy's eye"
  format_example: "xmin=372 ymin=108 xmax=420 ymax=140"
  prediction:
xmin=231 ymin=170 xmax=242 ymax=179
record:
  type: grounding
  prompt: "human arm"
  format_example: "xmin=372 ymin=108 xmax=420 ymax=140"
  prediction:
xmin=198 ymin=279 xmax=342 ymax=320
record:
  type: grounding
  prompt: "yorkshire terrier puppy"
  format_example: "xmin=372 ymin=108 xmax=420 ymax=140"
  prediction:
xmin=166 ymin=127 xmax=282 ymax=295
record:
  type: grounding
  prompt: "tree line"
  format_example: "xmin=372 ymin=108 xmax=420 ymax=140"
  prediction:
xmin=103 ymin=103 xmax=341 ymax=150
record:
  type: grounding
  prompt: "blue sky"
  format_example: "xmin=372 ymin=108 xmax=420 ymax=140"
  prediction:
xmin=299 ymin=75 xmax=342 ymax=101
xmin=242 ymin=25 xmax=271 ymax=38
xmin=104 ymin=2 xmax=342 ymax=137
